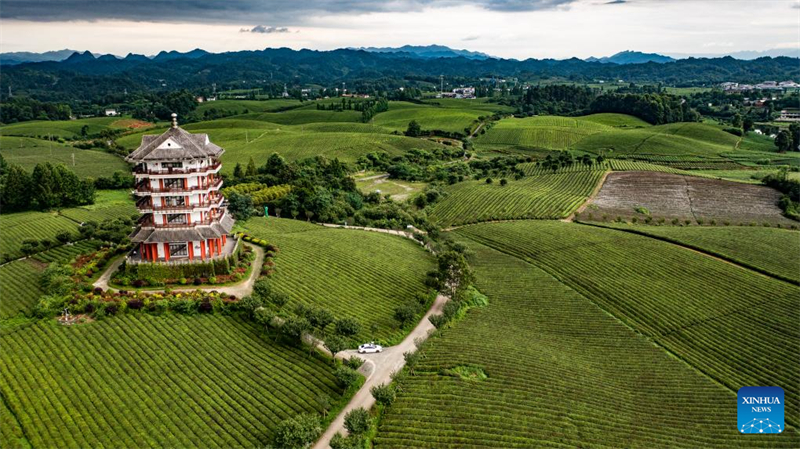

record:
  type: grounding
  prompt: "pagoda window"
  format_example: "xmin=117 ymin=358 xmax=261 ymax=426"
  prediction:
xmin=165 ymin=196 xmax=185 ymax=207
xmin=169 ymin=243 xmax=189 ymax=258
xmin=162 ymin=162 xmax=183 ymax=169
xmin=164 ymin=178 xmax=183 ymax=189
xmin=166 ymin=213 xmax=187 ymax=224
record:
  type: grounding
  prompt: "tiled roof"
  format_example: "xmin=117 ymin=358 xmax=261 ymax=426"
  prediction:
xmin=125 ymin=126 xmax=224 ymax=162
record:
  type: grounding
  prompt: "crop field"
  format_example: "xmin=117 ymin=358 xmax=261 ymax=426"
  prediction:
xmin=584 ymin=171 xmax=795 ymax=225
xmin=430 ymin=171 xmax=605 ymax=227
xmin=240 ymin=218 xmax=434 ymax=344
xmin=692 ymin=169 xmax=800 ymax=184
xmin=58 ymin=190 xmax=137 ymax=223
xmin=474 ymin=115 xmax=612 ymax=152
xmin=0 ymin=212 xmax=79 ymax=261
xmin=575 ymin=112 xmax=651 ymax=128
xmin=0 ymin=136 xmax=129 ymax=178
xmin=592 ymin=224 xmax=800 ymax=283
xmin=456 ymin=221 xmax=800 ymax=428
xmin=0 ymin=259 xmax=43 ymax=319
xmin=0 ymin=191 xmax=135 ymax=260
xmin=375 ymin=236 xmax=797 ymax=448
xmin=195 ymin=99 xmax=302 ymax=116
xmin=420 ymin=98 xmax=515 ymax=114
xmin=119 ymin=120 xmax=444 ymax=169
xmin=0 ymin=117 xmax=145 ymax=139
xmin=370 ymin=102 xmax=491 ymax=134
xmin=0 ymin=314 xmax=346 ymax=449
xmin=573 ymin=123 xmax=740 ymax=157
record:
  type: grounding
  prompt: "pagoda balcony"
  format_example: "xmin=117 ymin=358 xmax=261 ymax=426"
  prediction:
xmin=133 ymin=161 xmax=222 ymax=177
xmin=133 ymin=178 xmax=223 ymax=196
xmin=137 ymin=216 xmax=226 ymax=229
xmin=136 ymin=196 xmax=224 ymax=213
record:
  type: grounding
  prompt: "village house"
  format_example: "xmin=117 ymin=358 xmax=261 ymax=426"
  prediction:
xmin=125 ymin=114 xmax=234 ymax=263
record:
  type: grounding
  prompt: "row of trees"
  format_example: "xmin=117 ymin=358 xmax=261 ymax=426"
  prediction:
xmin=0 ymin=97 xmax=73 ymax=124
xmin=774 ymin=123 xmax=800 ymax=153
xmin=0 ymin=157 xmax=95 ymax=212
xmin=590 ymin=92 xmax=700 ymax=124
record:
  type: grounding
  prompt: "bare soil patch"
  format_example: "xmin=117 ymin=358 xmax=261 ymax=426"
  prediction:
xmin=583 ymin=171 xmax=794 ymax=225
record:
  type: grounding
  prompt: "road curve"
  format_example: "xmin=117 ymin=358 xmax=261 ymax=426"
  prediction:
xmin=312 ymin=293 xmax=448 ymax=449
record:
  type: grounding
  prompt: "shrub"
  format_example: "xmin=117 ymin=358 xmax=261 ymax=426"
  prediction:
xmin=499 ymin=178 xmax=508 ymax=186
xmin=132 ymin=279 xmax=145 ymax=288
xmin=253 ymin=278 xmax=271 ymax=300
xmin=105 ymin=303 xmax=119 ymax=315
xmin=334 ymin=366 xmax=360 ymax=388
xmin=55 ymin=231 xmax=73 ymax=244
xmin=273 ymin=414 xmax=322 ymax=449
xmin=330 ymin=433 xmax=364 ymax=449
xmin=126 ymin=298 xmax=144 ymax=310
xmin=198 ymin=301 xmax=213 ymax=313
xmin=335 ymin=317 xmax=362 ymax=337
xmin=93 ymin=287 xmax=104 ymax=295
xmin=394 ymin=304 xmax=417 ymax=328
xmin=485 ymin=178 xmax=493 ymax=184
xmin=193 ymin=278 xmax=203 ymax=285
xmin=179 ymin=277 xmax=188 ymax=285
xmin=208 ymin=276 xmax=217 ymax=284
xmin=371 ymin=383 xmax=396 ymax=406
xmin=344 ymin=408 xmax=371 ymax=435
xmin=345 ymin=356 xmax=364 ymax=370
xmin=270 ymin=291 xmax=289 ymax=308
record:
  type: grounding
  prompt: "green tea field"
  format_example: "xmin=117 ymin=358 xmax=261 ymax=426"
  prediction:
xmin=375 ymin=235 xmax=798 ymax=448
xmin=456 ymin=221 xmax=800 ymax=427
xmin=0 ymin=314 xmax=346 ymax=449
xmin=240 ymin=218 xmax=434 ymax=344
xmin=0 ymin=136 xmax=129 ymax=178
xmin=430 ymin=170 xmax=605 ymax=227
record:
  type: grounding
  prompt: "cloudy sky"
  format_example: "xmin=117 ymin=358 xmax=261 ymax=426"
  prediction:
xmin=1 ymin=0 xmax=798 ymax=59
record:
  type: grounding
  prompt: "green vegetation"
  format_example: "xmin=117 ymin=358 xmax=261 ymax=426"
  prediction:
xmin=0 ymin=136 xmax=129 ymax=178
xmin=474 ymin=115 xmax=613 ymax=152
xmin=240 ymin=218 xmax=434 ymax=344
xmin=573 ymin=122 xmax=740 ymax=157
xmin=355 ymin=175 xmax=428 ymax=200
xmin=456 ymin=221 xmax=800 ymax=427
xmin=0 ymin=314 xmax=346 ymax=449
xmin=0 ymin=190 xmax=135 ymax=261
xmin=592 ymin=223 xmax=800 ymax=283
xmin=0 ymin=117 xmax=143 ymax=139
xmin=371 ymin=101 xmax=496 ymax=135
xmin=375 ymin=235 xmax=795 ymax=448
xmin=430 ymin=170 xmax=604 ymax=227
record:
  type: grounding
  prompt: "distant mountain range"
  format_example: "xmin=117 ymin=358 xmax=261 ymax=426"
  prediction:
xmin=2 ymin=46 xmax=799 ymax=67
xmin=351 ymin=45 xmax=493 ymax=60
xmin=585 ymin=51 xmax=676 ymax=65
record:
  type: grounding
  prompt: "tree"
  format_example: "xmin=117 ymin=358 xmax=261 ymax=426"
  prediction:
xmin=226 ymin=191 xmax=254 ymax=220
xmin=55 ymin=231 xmax=72 ymax=244
xmin=245 ymin=157 xmax=257 ymax=177
xmin=80 ymin=125 xmax=89 ymax=137
xmin=1 ymin=164 xmax=32 ymax=211
xmin=731 ymin=113 xmax=743 ymax=129
xmin=308 ymin=307 xmax=335 ymax=330
xmin=789 ymin=123 xmax=800 ymax=151
xmin=323 ymin=335 xmax=347 ymax=360
xmin=233 ymin=162 xmax=244 ymax=179
xmin=743 ymin=117 xmax=754 ymax=134
xmin=499 ymin=178 xmax=508 ymax=186
xmin=775 ymin=130 xmax=792 ymax=153
xmin=253 ymin=307 xmax=275 ymax=328
xmin=394 ymin=304 xmax=417 ymax=328
xmin=281 ymin=317 xmax=311 ymax=344
xmin=270 ymin=291 xmax=289 ymax=308
xmin=334 ymin=317 xmax=362 ymax=337
xmin=334 ymin=366 xmax=360 ymax=388
xmin=428 ymin=313 xmax=447 ymax=329
xmin=330 ymin=433 xmax=363 ymax=449
xmin=252 ymin=278 xmax=271 ymax=300
xmin=315 ymin=393 xmax=332 ymax=416
xmin=371 ymin=383 xmax=396 ymax=406
xmin=273 ymin=413 xmax=321 ymax=449
xmin=404 ymin=350 xmax=421 ymax=375
xmin=405 ymin=120 xmax=422 ymax=137
xmin=343 ymin=408 xmax=371 ymax=435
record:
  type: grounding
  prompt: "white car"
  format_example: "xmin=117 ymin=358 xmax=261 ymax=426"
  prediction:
xmin=358 ymin=342 xmax=383 ymax=354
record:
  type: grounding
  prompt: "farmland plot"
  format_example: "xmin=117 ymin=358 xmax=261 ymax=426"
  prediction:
xmin=0 ymin=314 xmax=345 ymax=449
xmin=456 ymin=221 xmax=800 ymax=428
xmin=0 ymin=136 xmax=129 ymax=178
xmin=240 ymin=218 xmax=434 ymax=344
xmin=474 ymin=115 xmax=611 ymax=152
xmin=430 ymin=171 xmax=604 ymax=227
xmin=375 ymin=237 xmax=798 ymax=448
xmin=584 ymin=171 xmax=794 ymax=225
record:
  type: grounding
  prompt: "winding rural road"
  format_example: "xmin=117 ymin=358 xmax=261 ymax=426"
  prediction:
xmin=93 ymin=244 xmax=264 ymax=297
xmin=312 ymin=293 xmax=449 ymax=449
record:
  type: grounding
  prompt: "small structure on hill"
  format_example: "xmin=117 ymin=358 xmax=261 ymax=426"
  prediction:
xmin=125 ymin=113 xmax=234 ymax=263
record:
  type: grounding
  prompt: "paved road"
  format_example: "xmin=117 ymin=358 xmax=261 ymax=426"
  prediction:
xmin=312 ymin=293 xmax=448 ymax=449
xmin=92 ymin=244 xmax=265 ymax=298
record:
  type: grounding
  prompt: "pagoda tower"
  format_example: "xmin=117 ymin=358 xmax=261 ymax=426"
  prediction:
xmin=126 ymin=114 xmax=234 ymax=262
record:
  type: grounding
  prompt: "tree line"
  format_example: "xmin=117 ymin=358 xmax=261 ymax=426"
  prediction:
xmin=0 ymin=156 xmax=95 ymax=212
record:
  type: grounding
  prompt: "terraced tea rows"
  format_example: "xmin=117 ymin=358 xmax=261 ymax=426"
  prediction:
xmin=431 ymin=171 xmax=604 ymax=227
xmin=0 ymin=211 xmax=79 ymax=260
xmin=585 ymin=171 xmax=794 ymax=225
xmin=58 ymin=190 xmax=137 ymax=223
xmin=375 ymin=236 xmax=797 ymax=448
xmin=456 ymin=221 xmax=800 ymax=427
xmin=573 ymin=123 xmax=740 ymax=157
xmin=474 ymin=115 xmax=611 ymax=152
xmin=0 ymin=314 xmax=345 ymax=449
xmin=592 ymin=223 xmax=800 ymax=283
xmin=240 ymin=218 xmax=434 ymax=344
xmin=0 ymin=260 xmax=43 ymax=319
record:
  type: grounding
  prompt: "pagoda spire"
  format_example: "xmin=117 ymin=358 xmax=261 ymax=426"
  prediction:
xmin=171 ymin=113 xmax=178 ymax=129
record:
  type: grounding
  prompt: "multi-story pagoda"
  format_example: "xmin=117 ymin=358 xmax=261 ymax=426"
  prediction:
xmin=126 ymin=114 xmax=234 ymax=263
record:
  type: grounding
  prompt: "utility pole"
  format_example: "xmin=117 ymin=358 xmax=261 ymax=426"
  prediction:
xmin=72 ymin=153 xmax=75 ymax=167
xmin=440 ymin=75 xmax=444 ymax=95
